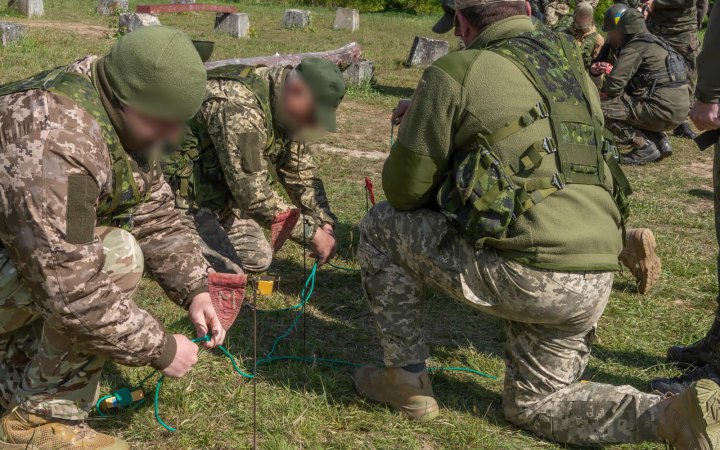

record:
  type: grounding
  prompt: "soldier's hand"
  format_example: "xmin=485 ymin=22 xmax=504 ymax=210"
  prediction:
xmin=690 ymin=101 xmax=720 ymax=131
xmin=309 ymin=225 xmax=337 ymax=266
xmin=162 ymin=335 xmax=199 ymax=378
xmin=392 ymin=99 xmax=412 ymax=125
xmin=590 ymin=62 xmax=613 ymax=76
xmin=188 ymin=292 xmax=226 ymax=348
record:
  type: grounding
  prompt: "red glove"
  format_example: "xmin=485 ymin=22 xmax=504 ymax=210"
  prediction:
xmin=208 ymin=272 xmax=247 ymax=331
xmin=271 ymin=208 xmax=301 ymax=252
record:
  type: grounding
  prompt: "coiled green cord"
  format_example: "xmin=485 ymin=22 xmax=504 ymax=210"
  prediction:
xmin=99 ymin=261 xmax=496 ymax=432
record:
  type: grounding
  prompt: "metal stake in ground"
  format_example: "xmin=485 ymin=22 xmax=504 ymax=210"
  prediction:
xmin=252 ymin=282 xmax=258 ymax=450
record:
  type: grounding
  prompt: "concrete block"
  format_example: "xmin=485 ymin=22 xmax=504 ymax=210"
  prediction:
xmin=96 ymin=0 xmax=128 ymax=16
xmin=333 ymin=7 xmax=359 ymax=31
xmin=11 ymin=0 xmax=43 ymax=17
xmin=119 ymin=12 xmax=161 ymax=33
xmin=0 ymin=22 xmax=25 ymax=47
xmin=282 ymin=9 xmax=311 ymax=30
xmin=214 ymin=12 xmax=249 ymax=38
xmin=406 ymin=36 xmax=448 ymax=67
xmin=342 ymin=60 xmax=374 ymax=85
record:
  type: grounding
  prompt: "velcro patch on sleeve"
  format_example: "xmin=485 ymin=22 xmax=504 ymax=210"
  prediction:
xmin=66 ymin=174 xmax=99 ymax=245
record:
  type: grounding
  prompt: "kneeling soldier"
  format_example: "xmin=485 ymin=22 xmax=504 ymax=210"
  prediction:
xmin=353 ymin=0 xmax=720 ymax=447
xmin=163 ymin=58 xmax=345 ymax=272
xmin=0 ymin=27 xmax=225 ymax=449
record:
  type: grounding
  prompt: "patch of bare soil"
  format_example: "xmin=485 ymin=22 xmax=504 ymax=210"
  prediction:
xmin=17 ymin=20 xmax=110 ymax=38
xmin=688 ymin=160 xmax=713 ymax=180
xmin=328 ymin=100 xmax=395 ymax=154
xmin=315 ymin=144 xmax=387 ymax=160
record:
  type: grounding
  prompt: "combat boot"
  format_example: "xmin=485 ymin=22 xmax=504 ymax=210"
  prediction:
xmin=619 ymin=228 xmax=661 ymax=294
xmin=353 ymin=366 xmax=439 ymax=421
xmin=667 ymin=317 xmax=720 ymax=368
xmin=674 ymin=122 xmax=698 ymax=140
xmin=647 ymin=131 xmax=673 ymax=159
xmin=621 ymin=140 xmax=662 ymax=165
xmin=650 ymin=365 xmax=720 ymax=395
xmin=0 ymin=408 xmax=129 ymax=449
xmin=656 ymin=379 xmax=720 ymax=449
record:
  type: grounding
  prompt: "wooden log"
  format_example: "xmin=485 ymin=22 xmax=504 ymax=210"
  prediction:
xmin=205 ymin=42 xmax=362 ymax=70
xmin=136 ymin=3 xmax=237 ymax=14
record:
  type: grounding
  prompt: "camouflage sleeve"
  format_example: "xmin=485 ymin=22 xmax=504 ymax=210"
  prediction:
xmin=277 ymin=142 xmax=337 ymax=242
xmin=131 ymin=165 xmax=210 ymax=308
xmin=201 ymin=91 xmax=294 ymax=230
xmin=604 ymin=47 xmax=642 ymax=97
xmin=0 ymin=92 xmax=170 ymax=367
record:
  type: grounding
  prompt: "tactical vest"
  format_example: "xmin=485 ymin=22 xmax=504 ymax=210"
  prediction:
xmin=164 ymin=65 xmax=284 ymax=211
xmin=627 ymin=34 xmax=688 ymax=96
xmin=578 ymin=33 xmax=599 ymax=70
xmin=0 ymin=64 xmax=149 ymax=230
xmin=437 ymin=28 xmax=631 ymax=247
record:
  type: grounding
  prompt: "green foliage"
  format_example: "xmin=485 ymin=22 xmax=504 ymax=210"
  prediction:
xmin=594 ymin=0 xmax=615 ymax=23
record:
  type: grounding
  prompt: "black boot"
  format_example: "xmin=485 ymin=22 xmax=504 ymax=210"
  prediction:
xmin=673 ymin=122 xmax=697 ymax=140
xmin=649 ymin=365 xmax=720 ymax=395
xmin=667 ymin=316 xmax=720 ymax=368
xmin=647 ymin=131 xmax=673 ymax=159
xmin=621 ymin=141 xmax=662 ymax=165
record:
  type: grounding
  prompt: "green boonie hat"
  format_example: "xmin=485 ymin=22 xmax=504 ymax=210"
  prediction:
xmin=454 ymin=0 xmax=525 ymax=10
xmin=433 ymin=0 xmax=456 ymax=34
xmin=104 ymin=26 xmax=207 ymax=122
xmin=617 ymin=8 xmax=647 ymax=33
xmin=295 ymin=57 xmax=346 ymax=133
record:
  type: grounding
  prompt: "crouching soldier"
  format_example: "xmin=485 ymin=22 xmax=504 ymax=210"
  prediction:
xmin=352 ymin=0 xmax=720 ymax=447
xmin=601 ymin=5 xmax=691 ymax=164
xmin=0 ymin=27 xmax=227 ymax=449
xmin=163 ymin=58 xmax=345 ymax=272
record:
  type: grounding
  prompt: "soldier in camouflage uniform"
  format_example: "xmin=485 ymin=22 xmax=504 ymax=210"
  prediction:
xmin=600 ymin=6 xmax=691 ymax=164
xmin=544 ymin=0 xmax=599 ymax=28
xmin=647 ymin=0 xmax=702 ymax=139
xmin=163 ymin=58 xmax=345 ymax=272
xmin=0 ymin=27 xmax=227 ymax=449
xmin=557 ymin=2 xmax=605 ymax=70
xmin=352 ymin=0 xmax=720 ymax=446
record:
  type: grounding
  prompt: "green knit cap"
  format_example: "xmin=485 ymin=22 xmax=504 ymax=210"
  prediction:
xmin=104 ymin=26 xmax=207 ymax=121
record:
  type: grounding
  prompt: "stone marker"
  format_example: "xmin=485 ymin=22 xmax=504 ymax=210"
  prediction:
xmin=282 ymin=9 xmax=311 ymax=30
xmin=0 ymin=22 xmax=25 ymax=47
xmin=119 ymin=12 xmax=161 ymax=32
xmin=333 ymin=7 xmax=359 ymax=31
xmin=97 ymin=0 xmax=128 ymax=16
xmin=214 ymin=12 xmax=249 ymax=38
xmin=342 ymin=60 xmax=374 ymax=85
xmin=172 ymin=0 xmax=195 ymax=3
xmin=11 ymin=0 xmax=43 ymax=17
xmin=406 ymin=36 xmax=448 ymax=67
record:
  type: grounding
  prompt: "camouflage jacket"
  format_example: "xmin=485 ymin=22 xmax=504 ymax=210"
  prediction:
xmin=0 ymin=56 xmax=210 ymax=367
xmin=647 ymin=0 xmax=698 ymax=35
xmin=182 ymin=66 xmax=336 ymax=243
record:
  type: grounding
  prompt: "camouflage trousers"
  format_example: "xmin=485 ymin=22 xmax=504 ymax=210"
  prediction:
xmin=184 ymin=208 xmax=272 ymax=274
xmin=543 ymin=0 xmax=570 ymax=27
xmin=602 ymin=94 xmax=682 ymax=148
xmin=648 ymin=28 xmax=699 ymax=106
xmin=358 ymin=202 xmax=663 ymax=445
xmin=0 ymin=227 xmax=143 ymax=420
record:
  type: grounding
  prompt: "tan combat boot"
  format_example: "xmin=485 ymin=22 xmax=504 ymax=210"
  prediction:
xmin=657 ymin=379 xmax=720 ymax=449
xmin=353 ymin=366 xmax=439 ymax=421
xmin=619 ymin=228 xmax=661 ymax=294
xmin=0 ymin=408 xmax=129 ymax=450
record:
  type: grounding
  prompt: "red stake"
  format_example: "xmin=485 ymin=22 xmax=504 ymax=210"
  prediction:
xmin=365 ymin=176 xmax=376 ymax=206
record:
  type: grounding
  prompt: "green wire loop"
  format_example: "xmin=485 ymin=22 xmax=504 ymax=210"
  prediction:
xmin=99 ymin=260 xmax=495 ymax=433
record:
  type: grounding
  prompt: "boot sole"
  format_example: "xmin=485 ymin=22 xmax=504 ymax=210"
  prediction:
xmin=352 ymin=378 xmax=440 ymax=422
xmin=636 ymin=229 xmax=661 ymax=294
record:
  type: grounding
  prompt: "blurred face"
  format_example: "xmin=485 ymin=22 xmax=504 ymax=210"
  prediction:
xmin=607 ymin=28 xmax=624 ymax=48
xmin=575 ymin=9 xmax=593 ymax=27
xmin=123 ymin=106 xmax=185 ymax=152
xmin=282 ymin=76 xmax=317 ymax=133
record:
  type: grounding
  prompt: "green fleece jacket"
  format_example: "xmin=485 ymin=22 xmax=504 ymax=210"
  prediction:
xmin=697 ymin=0 xmax=720 ymax=104
xmin=383 ymin=15 xmax=623 ymax=271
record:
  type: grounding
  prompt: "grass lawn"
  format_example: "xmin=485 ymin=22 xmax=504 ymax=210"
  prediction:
xmin=0 ymin=1 xmax=716 ymax=449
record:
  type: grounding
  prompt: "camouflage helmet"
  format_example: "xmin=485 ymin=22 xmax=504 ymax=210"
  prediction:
xmin=616 ymin=8 xmax=647 ymax=34
xmin=602 ymin=3 xmax=630 ymax=31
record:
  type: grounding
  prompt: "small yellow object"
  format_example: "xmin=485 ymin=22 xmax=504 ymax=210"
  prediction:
xmin=100 ymin=389 xmax=144 ymax=412
xmin=257 ymin=276 xmax=275 ymax=296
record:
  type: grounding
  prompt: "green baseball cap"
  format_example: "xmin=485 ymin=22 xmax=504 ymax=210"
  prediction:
xmin=433 ymin=0 xmax=456 ymax=34
xmin=295 ymin=57 xmax=346 ymax=133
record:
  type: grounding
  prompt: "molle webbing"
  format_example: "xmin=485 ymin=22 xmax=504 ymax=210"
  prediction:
xmin=0 ymin=65 xmax=147 ymax=230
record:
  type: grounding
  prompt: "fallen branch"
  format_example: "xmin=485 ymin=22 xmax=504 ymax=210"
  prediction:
xmin=204 ymin=42 xmax=363 ymax=70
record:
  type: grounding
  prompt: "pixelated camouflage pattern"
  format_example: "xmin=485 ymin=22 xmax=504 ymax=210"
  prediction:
xmin=167 ymin=65 xmax=336 ymax=245
xmin=0 ymin=56 xmax=210 ymax=376
xmin=358 ymin=201 xmax=663 ymax=445
xmin=0 ymin=228 xmax=144 ymax=420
